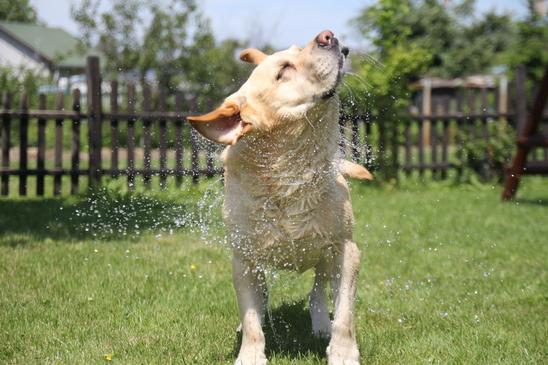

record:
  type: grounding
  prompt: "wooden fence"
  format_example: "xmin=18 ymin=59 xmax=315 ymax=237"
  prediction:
xmin=0 ymin=56 xmax=546 ymax=196
xmin=1 ymin=56 xmax=221 ymax=196
xmin=339 ymin=66 xmax=547 ymax=180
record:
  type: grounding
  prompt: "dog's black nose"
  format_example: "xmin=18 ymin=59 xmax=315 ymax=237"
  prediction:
xmin=316 ymin=30 xmax=337 ymax=48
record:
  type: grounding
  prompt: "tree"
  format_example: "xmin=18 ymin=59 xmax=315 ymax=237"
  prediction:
xmin=345 ymin=0 xmax=523 ymax=179
xmin=71 ymin=0 xmax=249 ymax=108
xmin=443 ymin=12 xmax=516 ymax=77
xmin=352 ymin=0 xmax=516 ymax=78
xmin=0 ymin=0 xmax=37 ymax=23
xmin=504 ymin=0 xmax=548 ymax=82
xmin=345 ymin=0 xmax=432 ymax=179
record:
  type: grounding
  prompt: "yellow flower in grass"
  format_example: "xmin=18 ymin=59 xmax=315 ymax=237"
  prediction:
xmin=190 ymin=263 xmax=197 ymax=271
xmin=104 ymin=353 xmax=113 ymax=361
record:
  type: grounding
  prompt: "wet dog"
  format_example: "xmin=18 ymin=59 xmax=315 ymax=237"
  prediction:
xmin=187 ymin=30 xmax=371 ymax=365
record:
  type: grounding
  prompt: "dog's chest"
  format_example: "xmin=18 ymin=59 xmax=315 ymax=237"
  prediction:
xmin=222 ymin=115 xmax=350 ymax=269
xmin=224 ymin=159 xmax=344 ymax=270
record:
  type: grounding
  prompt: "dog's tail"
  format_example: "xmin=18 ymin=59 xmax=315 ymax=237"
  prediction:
xmin=339 ymin=160 xmax=374 ymax=180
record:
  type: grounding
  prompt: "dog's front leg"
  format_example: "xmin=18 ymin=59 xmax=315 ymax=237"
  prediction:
xmin=327 ymin=240 xmax=360 ymax=365
xmin=232 ymin=256 xmax=268 ymax=365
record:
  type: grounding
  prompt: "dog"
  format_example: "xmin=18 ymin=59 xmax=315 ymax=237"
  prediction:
xmin=187 ymin=30 xmax=371 ymax=365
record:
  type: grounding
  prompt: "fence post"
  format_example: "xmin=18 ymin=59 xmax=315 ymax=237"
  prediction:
xmin=86 ymin=56 xmax=102 ymax=188
xmin=19 ymin=91 xmax=28 ymax=196
xmin=498 ymin=75 xmax=508 ymax=115
xmin=422 ymin=78 xmax=432 ymax=146
xmin=71 ymin=89 xmax=81 ymax=194
xmin=1 ymin=92 xmax=11 ymax=196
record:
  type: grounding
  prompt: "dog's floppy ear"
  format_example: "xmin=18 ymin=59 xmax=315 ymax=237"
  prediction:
xmin=187 ymin=100 xmax=253 ymax=145
xmin=340 ymin=160 xmax=374 ymax=180
xmin=240 ymin=48 xmax=267 ymax=65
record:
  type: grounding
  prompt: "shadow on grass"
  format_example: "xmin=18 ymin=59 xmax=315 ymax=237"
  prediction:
xmin=513 ymin=198 xmax=548 ymax=207
xmin=233 ymin=300 xmax=328 ymax=360
xmin=0 ymin=188 xmax=223 ymax=246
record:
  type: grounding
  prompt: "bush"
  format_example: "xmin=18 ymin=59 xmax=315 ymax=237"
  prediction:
xmin=457 ymin=120 xmax=515 ymax=182
xmin=0 ymin=65 xmax=49 ymax=108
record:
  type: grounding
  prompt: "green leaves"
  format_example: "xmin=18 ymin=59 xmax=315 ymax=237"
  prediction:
xmin=0 ymin=0 xmax=37 ymax=23
xmin=70 ymin=0 xmax=247 ymax=107
xmin=506 ymin=12 xmax=548 ymax=82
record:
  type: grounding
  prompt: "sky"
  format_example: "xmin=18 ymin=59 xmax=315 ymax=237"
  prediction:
xmin=29 ymin=0 xmax=531 ymax=50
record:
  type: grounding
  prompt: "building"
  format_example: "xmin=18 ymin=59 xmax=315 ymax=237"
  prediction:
xmin=0 ymin=21 xmax=92 ymax=80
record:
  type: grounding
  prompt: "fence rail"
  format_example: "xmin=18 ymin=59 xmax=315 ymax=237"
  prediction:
xmin=1 ymin=57 xmax=547 ymax=196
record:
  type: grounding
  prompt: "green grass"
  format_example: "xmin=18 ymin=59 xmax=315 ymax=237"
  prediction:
xmin=1 ymin=177 xmax=547 ymax=364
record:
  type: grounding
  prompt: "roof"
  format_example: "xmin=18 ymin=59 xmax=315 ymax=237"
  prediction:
xmin=0 ymin=21 xmax=92 ymax=69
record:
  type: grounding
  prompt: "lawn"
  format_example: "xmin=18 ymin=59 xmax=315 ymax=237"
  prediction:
xmin=0 ymin=177 xmax=547 ymax=364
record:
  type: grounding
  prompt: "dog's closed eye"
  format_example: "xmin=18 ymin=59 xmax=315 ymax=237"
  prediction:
xmin=276 ymin=62 xmax=295 ymax=81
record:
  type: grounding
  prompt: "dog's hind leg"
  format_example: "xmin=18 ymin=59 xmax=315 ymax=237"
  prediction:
xmin=232 ymin=256 xmax=268 ymax=365
xmin=309 ymin=262 xmax=332 ymax=338
xmin=327 ymin=240 xmax=360 ymax=365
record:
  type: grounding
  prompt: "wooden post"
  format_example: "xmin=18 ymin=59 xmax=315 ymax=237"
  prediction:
xmin=418 ymin=116 xmax=425 ymax=177
xmin=441 ymin=96 xmax=450 ymax=179
xmin=190 ymin=99 xmax=199 ymax=184
xmin=1 ymin=92 xmax=11 ymax=196
xmin=126 ymin=83 xmax=136 ymax=189
xmin=205 ymin=143 xmax=214 ymax=178
xmin=467 ymin=89 xmax=477 ymax=139
xmin=158 ymin=90 xmax=168 ymax=188
xmin=455 ymin=88 xmax=464 ymax=180
xmin=19 ymin=91 xmax=28 ymax=195
xmin=36 ymin=94 xmax=46 ymax=195
xmin=351 ymin=114 xmax=360 ymax=163
xmin=71 ymin=89 xmax=81 ymax=194
xmin=364 ymin=119 xmax=373 ymax=169
xmin=110 ymin=80 xmax=119 ymax=178
xmin=431 ymin=98 xmax=439 ymax=178
xmin=422 ymin=78 xmax=432 ymax=146
xmin=190 ymin=127 xmax=199 ymax=184
xmin=174 ymin=93 xmax=184 ymax=187
xmin=142 ymin=83 xmax=152 ymax=188
xmin=404 ymin=120 xmax=412 ymax=176
xmin=480 ymin=87 xmax=489 ymax=163
xmin=498 ymin=75 xmax=508 ymax=115
xmin=338 ymin=113 xmax=347 ymax=153
xmin=87 ymin=56 xmax=102 ymax=188
xmin=53 ymin=92 xmax=64 ymax=195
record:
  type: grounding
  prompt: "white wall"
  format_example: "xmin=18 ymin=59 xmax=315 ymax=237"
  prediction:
xmin=0 ymin=35 xmax=51 ymax=77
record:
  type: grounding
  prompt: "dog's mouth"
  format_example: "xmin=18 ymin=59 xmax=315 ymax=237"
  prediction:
xmin=321 ymin=50 xmax=347 ymax=100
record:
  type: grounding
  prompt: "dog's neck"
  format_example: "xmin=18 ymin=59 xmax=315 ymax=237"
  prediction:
xmin=223 ymin=103 xmax=340 ymax=199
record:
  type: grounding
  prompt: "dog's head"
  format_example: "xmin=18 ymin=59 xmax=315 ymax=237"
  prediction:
xmin=188 ymin=30 xmax=347 ymax=145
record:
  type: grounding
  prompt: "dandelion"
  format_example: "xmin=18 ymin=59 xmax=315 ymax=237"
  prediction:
xmin=190 ymin=263 xmax=197 ymax=271
xmin=104 ymin=353 xmax=113 ymax=361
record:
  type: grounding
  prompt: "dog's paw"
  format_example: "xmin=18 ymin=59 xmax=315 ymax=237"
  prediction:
xmin=234 ymin=350 xmax=267 ymax=365
xmin=326 ymin=340 xmax=360 ymax=365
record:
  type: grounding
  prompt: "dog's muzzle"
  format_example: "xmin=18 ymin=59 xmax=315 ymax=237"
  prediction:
xmin=315 ymin=30 xmax=346 ymax=100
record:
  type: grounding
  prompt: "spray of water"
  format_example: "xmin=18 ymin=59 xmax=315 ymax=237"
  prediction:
xmin=64 ymin=178 xmax=226 ymax=244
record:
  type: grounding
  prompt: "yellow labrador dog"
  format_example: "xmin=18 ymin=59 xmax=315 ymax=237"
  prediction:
xmin=187 ymin=30 xmax=371 ymax=365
